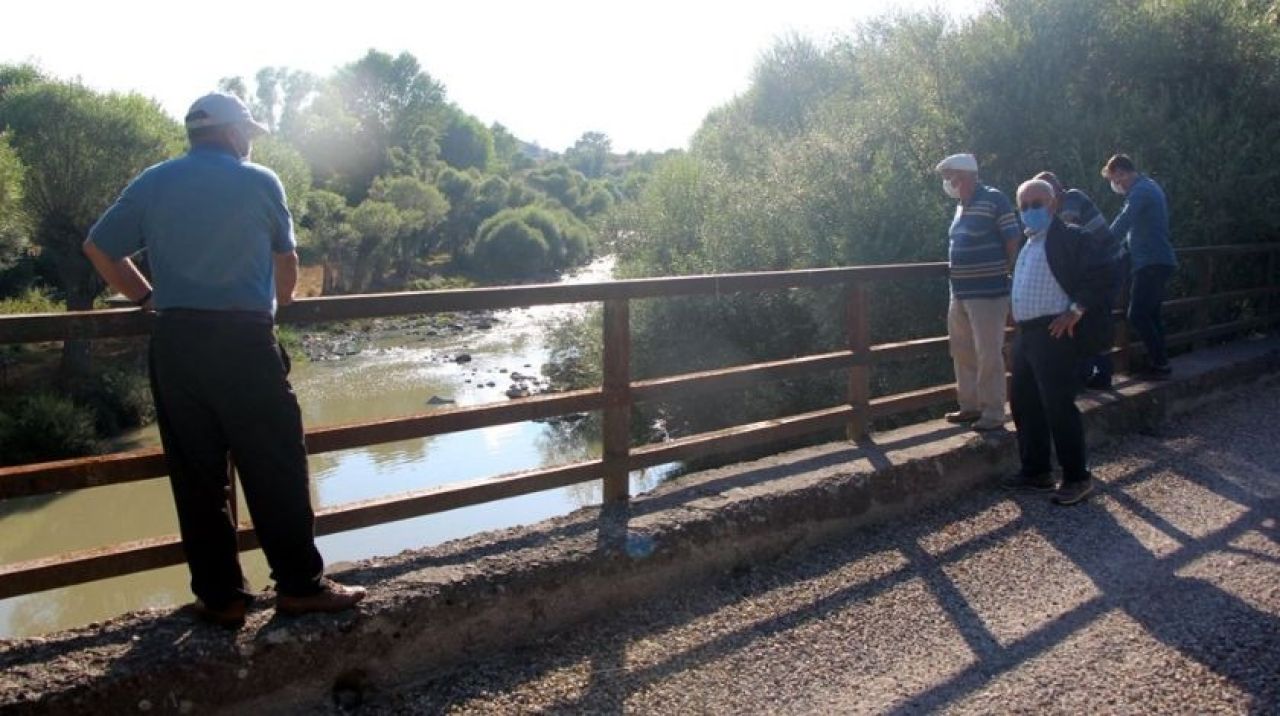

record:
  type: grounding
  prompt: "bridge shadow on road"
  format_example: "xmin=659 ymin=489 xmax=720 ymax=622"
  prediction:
xmin=379 ymin=396 xmax=1280 ymax=714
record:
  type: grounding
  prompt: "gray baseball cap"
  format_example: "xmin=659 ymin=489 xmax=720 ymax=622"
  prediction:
xmin=184 ymin=92 xmax=269 ymax=135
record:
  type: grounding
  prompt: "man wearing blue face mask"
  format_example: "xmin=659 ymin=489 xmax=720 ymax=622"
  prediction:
xmin=1003 ymin=179 xmax=1114 ymax=505
xmin=1103 ymin=154 xmax=1177 ymax=379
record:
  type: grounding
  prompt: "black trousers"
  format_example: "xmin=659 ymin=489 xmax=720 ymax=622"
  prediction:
xmin=1010 ymin=318 xmax=1089 ymax=484
xmin=149 ymin=312 xmax=324 ymax=608
xmin=1128 ymin=264 xmax=1173 ymax=368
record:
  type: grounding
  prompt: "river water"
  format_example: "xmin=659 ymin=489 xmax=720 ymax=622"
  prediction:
xmin=0 ymin=257 xmax=671 ymax=639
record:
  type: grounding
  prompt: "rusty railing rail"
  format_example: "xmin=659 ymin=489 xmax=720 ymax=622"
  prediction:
xmin=1 ymin=244 xmax=1278 ymax=600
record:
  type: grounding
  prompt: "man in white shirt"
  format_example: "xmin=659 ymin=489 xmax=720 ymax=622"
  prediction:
xmin=1002 ymin=179 xmax=1114 ymax=506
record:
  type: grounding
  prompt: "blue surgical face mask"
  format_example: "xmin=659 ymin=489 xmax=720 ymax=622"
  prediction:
xmin=1020 ymin=206 xmax=1052 ymax=235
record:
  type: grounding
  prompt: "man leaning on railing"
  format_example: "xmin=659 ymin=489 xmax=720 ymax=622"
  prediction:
xmin=81 ymin=92 xmax=364 ymax=628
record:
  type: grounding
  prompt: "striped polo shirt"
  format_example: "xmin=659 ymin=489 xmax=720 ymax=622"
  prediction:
xmin=948 ymin=183 xmax=1020 ymax=299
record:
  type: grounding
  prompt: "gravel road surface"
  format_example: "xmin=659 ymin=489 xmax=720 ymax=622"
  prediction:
xmin=364 ymin=381 xmax=1280 ymax=715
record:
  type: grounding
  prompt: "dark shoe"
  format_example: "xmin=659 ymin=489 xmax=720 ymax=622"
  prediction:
xmin=277 ymin=579 xmax=367 ymax=616
xmin=1001 ymin=471 xmax=1057 ymax=492
xmin=1052 ymin=479 xmax=1094 ymax=506
xmin=1084 ymin=374 xmax=1113 ymax=390
xmin=190 ymin=597 xmax=249 ymax=628
xmin=1135 ymin=364 xmax=1172 ymax=381
xmin=945 ymin=410 xmax=982 ymax=424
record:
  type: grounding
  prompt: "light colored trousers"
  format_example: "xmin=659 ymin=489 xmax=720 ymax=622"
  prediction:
xmin=947 ymin=296 xmax=1010 ymax=421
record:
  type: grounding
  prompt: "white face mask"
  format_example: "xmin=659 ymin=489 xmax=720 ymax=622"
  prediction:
xmin=943 ymin=178 xmax=961 ymax=199
xmin=1110 ymin=179 xmax=1126 ymax=195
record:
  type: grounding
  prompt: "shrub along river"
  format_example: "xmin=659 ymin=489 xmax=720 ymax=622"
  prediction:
xmin=0 ymin=257 xmax=674 ymax=638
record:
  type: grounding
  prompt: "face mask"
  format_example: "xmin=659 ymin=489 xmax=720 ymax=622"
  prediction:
xmin=943 ymin=179 xmax=961 ymax=199
xmin=1110 ymin=179 xmax=1125 ymax=195
xmin=1020 ymin=206 xmax=1052 ymax=235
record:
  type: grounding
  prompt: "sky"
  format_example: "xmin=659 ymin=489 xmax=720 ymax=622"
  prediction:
xmin=5 ymin=0 xmax=981 ymax=154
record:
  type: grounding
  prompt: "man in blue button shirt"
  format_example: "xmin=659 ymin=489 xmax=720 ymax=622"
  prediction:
xmin=83 ymin=92 xmax=364 ymax=626
xmin=1103 ymin=154 xmax=1177 ymax=379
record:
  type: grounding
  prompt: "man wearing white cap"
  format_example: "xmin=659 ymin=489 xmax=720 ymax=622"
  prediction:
xmin=936 ymin=153 xmax=1021 ymax=431
xmin=83 ymin=92 xmax=365 ymax=626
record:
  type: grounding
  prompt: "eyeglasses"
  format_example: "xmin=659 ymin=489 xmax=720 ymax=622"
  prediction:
xmin=1018 ymin=200 xmax=1048 ymax=211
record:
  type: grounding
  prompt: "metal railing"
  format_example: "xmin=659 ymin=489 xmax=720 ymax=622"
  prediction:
xmin=1 ymin=244 xmax=1277 ymax=600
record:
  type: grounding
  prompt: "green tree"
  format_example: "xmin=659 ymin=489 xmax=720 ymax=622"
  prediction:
xmin=439 ymin=110 xmax=494 ymax=171
xmin=605 ymin=0 xmax=1280 ymax=444
xmin=470 ymin=219 xmax=549 ymax=278
xmin=369 ymin=175 xmax=450 ymax=279
xmin=0 ymin=64 xmax=43 ymax=101
xmin=347 ymin=199 xmax=402 ymax=291
xmin=0 ymin=133 xmax=28 ymax=273
xmin=490 ymin=122 xmax=532 ymax=171
xmin=292 ymin=50 xmax=447 ymax=201
xmin=564 ymin=131 xmax=612 ymax=178
xmin=434 ymin=167 xmax=479 ymax=254
xmin=300 ymin=189 xmax=356 ymax=293
xmin=0 ymin=81 xmax=181 ymax=380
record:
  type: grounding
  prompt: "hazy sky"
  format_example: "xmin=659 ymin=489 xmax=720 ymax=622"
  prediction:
xmin=5 ymin=0 xmax=980 ymax=153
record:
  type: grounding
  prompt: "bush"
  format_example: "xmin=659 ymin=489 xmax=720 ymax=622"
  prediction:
xmin=0 ymin=393 xmax=100 ymax=466
xmin=0 ymin=287 xmax=62 ymax=314
xmin=472 ymin=205 xmax=595 ymax=275
xmin=74 ymin=367 xmax=154 ymax=435
xmin=472 ymin=219 xmax=550 ymax=278
xmin=406 ymin=275 xmax=476 ymax=291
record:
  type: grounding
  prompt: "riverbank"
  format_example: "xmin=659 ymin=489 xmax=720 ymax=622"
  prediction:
xmin=0 ymin=256 xmax=667 ymax=640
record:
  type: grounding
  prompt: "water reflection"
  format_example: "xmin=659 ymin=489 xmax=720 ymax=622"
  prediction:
xmin=1 ymin=258 xmax=679 ymax=639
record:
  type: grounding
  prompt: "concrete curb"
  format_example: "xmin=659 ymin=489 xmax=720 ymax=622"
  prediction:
xmin=3 ymin=335 xmax=1278 ymax=715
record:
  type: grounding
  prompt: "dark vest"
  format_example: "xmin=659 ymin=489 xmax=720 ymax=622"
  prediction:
xmin=1042 ymin=217 xmax=1116 ymax=356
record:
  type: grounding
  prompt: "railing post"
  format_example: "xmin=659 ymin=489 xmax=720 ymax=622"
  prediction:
xmin=601 ymin=298 xmax=631 ymax=502
xmin=845 ymin=282 xmax=871 ymax=440
xmin=228 ymin=459 xmax=239 ymax=528
xmin=1194 ymin=254 xmax=1215 ymax=350
xmin=1269 ymin=249 xmax=1279 ymax=328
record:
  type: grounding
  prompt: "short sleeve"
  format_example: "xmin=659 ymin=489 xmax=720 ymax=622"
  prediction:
xmin=992 ymin=191 xmax=1021 ymax=242
xmin=88 ymin=173 xmax=150 ymax=259
xmin=263 ymin=171 xmax=296 ymax=254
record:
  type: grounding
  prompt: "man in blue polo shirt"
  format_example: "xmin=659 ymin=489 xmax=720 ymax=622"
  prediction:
xmin=1103 ymin=153 xmax=1177 ymax=379
xmin=937 ymin=153 xmax=1021 ymax=431
xmin=83 ymin=92 xmax=364 ymax=627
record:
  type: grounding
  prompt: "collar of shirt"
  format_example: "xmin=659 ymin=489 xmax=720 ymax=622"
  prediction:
xmin=188 ymin=143 xmax=242 ymax=160
xmin=962 ymin=183 xmax=991 ymax=207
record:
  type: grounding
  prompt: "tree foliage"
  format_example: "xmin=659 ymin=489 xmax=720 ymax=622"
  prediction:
xmin=615 ymin=0 xmax=1280 ymax=439
xmin=0 ymin=133 xmax=28 ymax=271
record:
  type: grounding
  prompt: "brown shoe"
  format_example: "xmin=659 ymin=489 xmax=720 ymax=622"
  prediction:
xmin=276 ymin=579 xmax=366 ymax=616
xmin=190 ymin=597 xmax=249 ymax=628
xmin=945 ymin=410 xmax=982 ymax=424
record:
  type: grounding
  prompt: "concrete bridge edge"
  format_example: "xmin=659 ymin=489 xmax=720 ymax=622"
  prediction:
xmin=2 ymin=336 xmax=1278 ymax=715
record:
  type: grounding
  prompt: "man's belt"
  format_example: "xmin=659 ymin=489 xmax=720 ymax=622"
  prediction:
xmin=1015 ymin=314 xmax=1057 ymax=330
xmin=155 ymin=308 xmax=273 ymax=325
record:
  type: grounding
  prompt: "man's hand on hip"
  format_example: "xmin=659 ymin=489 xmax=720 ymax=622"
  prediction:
xmin=1049 ymin=309 xmax=1082 ymax=339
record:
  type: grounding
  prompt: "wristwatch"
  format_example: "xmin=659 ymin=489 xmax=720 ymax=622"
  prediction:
xmin=1068 ymin=301 xmax=1084 ymax=317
